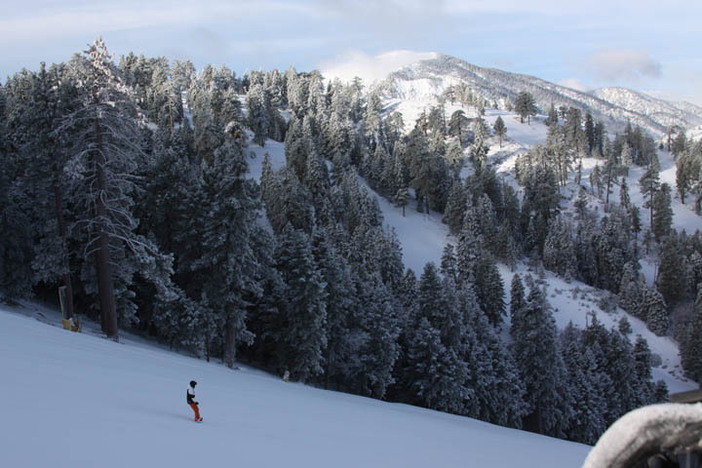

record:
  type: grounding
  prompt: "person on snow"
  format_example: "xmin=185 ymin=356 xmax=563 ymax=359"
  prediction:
xmin=187 ymin=380 xmax=203 ymax=422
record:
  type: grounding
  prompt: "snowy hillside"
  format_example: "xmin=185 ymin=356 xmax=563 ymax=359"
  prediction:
xmin=246 ymin=110 xmax=699 ymax=395
xmin=591 ymin=87 xmax=702 ymax=130
xmin=0 ymin=303 xmax=591 ymax=468
xmin=369 ymin=53 xmax=699 ymax=136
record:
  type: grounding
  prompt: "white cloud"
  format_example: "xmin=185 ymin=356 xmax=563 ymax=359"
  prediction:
xmin=558 ymin=78 xmax=590 ymax=92
xmin=589 ymin=49 xmax=662 ymax=82
xmin=444 ymin=0 xmax=700 ymax=15
xmin=0 ymin=1 xmax=317 ymax=45
xmin=319 ymin=50 xmax=438 ymax=84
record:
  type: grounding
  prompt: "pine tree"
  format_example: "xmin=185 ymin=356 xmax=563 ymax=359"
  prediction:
xmin=604 ymin=328 xmax=640 ymax=419
xmin=400 ymin=263 xmax=471 ymax=413
xmin=473 ymin=253 xmax=506 ymax=327
xmin=639 ymin=155 xmax=660 ymax=225
xmin=4 ymin=63 xmax=78 ymax=315
xmin=511 ymin=284 xmax=571 ymax=436
xmin=274 ymin=224 xmax=327 ymax=382
xmin=446 ymin=140 xmax=464 ymax=177
xmin=456 ymin=202 xmax=483 ymax=284
xmin=61 ymin=37 xmax=166 ymax=339
xmin=247 ymin=82 xmax=271 ymax=147
xmin=672 ymin=130 xmax=688 ymax=157
xmin=676 ymin=147 xmax=699 ymax=205
xmin=311 ymin=229 xmax=358 ymax=390
xmin=493 ymin=116 xmax=507 ymax=148
xmin=462 ymin=284 xmax=526 ymax=427
xmin=651 ymin=183 xmax=673 ymax=241
xmin=632 ymin=335 xmax=655 ymax=406
xmin=560 ymin=324 xmax=607 ymax=444
xmin=618 ymin=261 xmax=644 ymax=318
xmin=514 ymin=91 xmax=537 ymax=124
xmin=448 ymin=109 xmax=469 ymax=143
xmin=442 ymin=179 xmax=467 ymax=234
xmin=440 ymin=244 xmax=458 ymax=282
xmin=620 ymin=143 xmax=634 ymax=170
xmin=545 ymin=103 xmax=558 ymax=127
xmin=657 ymin=235 xmax=686 ymax=306
xmin=510 ymin=274 xmax=526 ymax=326
xmin=405 ymin=316 xmax=469 ymax=413
xmin=543 ymin=216 xmax=576 ymax=280
xmin=619 ymin=177 xmax=631 ymax=209
xmin=641 ymin=287 xmax=669 ymax=336
xmin=470 ymin=116 xmax=490 ymax=171
xmin=681 ymin=287 xmax=702 ymax=383
xmin=187 ymin=128 xmax=263 ymax=367
xmin=354 ymin=271 xmax=400 ymax=398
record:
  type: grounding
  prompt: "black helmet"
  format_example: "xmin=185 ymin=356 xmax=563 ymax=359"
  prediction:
xmin=190 ymin=380 xmax=197 ymax=387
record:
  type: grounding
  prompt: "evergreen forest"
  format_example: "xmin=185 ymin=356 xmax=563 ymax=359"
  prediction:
xmin=3 ymin=38 xmax=702 ymax=445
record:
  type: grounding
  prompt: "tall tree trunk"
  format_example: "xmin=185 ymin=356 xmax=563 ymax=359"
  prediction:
xmin=94 ymin=113 xmax=118 ymax=340
xmin=224 ymin=314 xmax=237 ymax=368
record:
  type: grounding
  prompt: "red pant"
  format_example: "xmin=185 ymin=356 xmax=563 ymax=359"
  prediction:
xmin=189 ymin=403 xmax=201 ymax=420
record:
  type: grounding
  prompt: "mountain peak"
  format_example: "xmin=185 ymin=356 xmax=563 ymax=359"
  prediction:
xmin=376 ymin=53 xmax=701 ymax=134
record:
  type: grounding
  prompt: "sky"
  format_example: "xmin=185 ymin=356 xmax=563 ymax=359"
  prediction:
xmin=1 ymin=0 xmax=701 ymax=106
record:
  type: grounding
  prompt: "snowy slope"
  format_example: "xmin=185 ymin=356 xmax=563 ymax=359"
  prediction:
xmin=0 ymin=303 xmax=590 ymax=468
xmin=591 ymin=87 xmax=702 ymax=130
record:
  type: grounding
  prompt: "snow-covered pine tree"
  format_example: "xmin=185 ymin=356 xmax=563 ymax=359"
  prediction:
xmin=603 ymin=327 xmax=641 ymax=420
xmin=639 ymin=155 xmax=660 ymax=225
xmin=405 ymin=315 xmax=469 ymax=414
xmin=511 ymin=282 xmax=572 ymax=436
xmin=442 ymin=179 xmax=467 ymax=234
xmin=246 ymin=82 xmax=271 ymax=147
xmin=470 ymin=115 xmax=490 ymax=172
xmin=543 ymin=216 xmax=576 ymax=281
xmin=185 ymin=125 xmax=263 ymax=366
xmin=651 ymin=182 xmax=673 ymax=241
xmin=681 ymin=286 xmax=702 ymax=383
xmin=460 ymin=283 xmax=526 ymax=427
xmin=560 ymin=323 xmax=607 ymax=444
xmin=399 ymin=263 xmax=471 ymax=414
xmin=363 ymin=92 xmax=383 ymax=149
xmin=509 ymin=274 xmax=526 ymax=325
xmin=4 ymin=63 xmax=78 ymax=314
xmin=632 ymin=335 xmax=656 ymax=406
xmin=641 ymin=287 xmax=669 ymax=336
xmin=473 ymin=252 xmax=506 ymax=327
xmin=146 ymin=61 xmax=183 ymax=131
xmin=545 ymin=103 xmax=558 ymax=127
xmin=456 ymin=200 xmax=482 ymax=284
xmin=0 ymin=82 xmax=34 ymax=300
xmin=353 ymin=271 xmax=400 ymax=399
xmin=311 ymin=228 xmax=360 ymax=390
xmin=274 ymin=224 xmax=327 ymax=382
xmin=61 ymin=37 xmax=167 ymax=339
xmin=447 ymin=109 xmax=468 ymax=142
xmin=594 ymin=208 xmax=636 ymax=293
xmin=618 ymin=261 xmax=644 ymax=317
xmin=514 ymin=91 xmax=536 ymax=124
xmin=676 ymin=145 xmax=699 ymax=205
xmin=656 ymin=235 xmax=686 ymax=306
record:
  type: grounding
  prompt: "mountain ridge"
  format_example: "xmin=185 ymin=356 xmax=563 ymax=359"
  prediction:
xmin=370 ymin=53 xmax=700 ymax=136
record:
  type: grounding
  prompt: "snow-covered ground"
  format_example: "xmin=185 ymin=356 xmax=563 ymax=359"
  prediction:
xmin=0 ymin=303 xmax=591 ymax=468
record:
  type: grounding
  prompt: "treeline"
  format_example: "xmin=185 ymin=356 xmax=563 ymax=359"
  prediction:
xmin=0 ymin=39 xmax=688 ymax=445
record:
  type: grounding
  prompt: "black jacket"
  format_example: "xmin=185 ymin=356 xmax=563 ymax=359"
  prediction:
xmin=187 ymin=387 xmax=197 ymax=404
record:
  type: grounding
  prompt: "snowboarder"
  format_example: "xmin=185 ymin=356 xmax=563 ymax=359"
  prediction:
xmin=187 ymin=380 xmax=203 ymax=422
